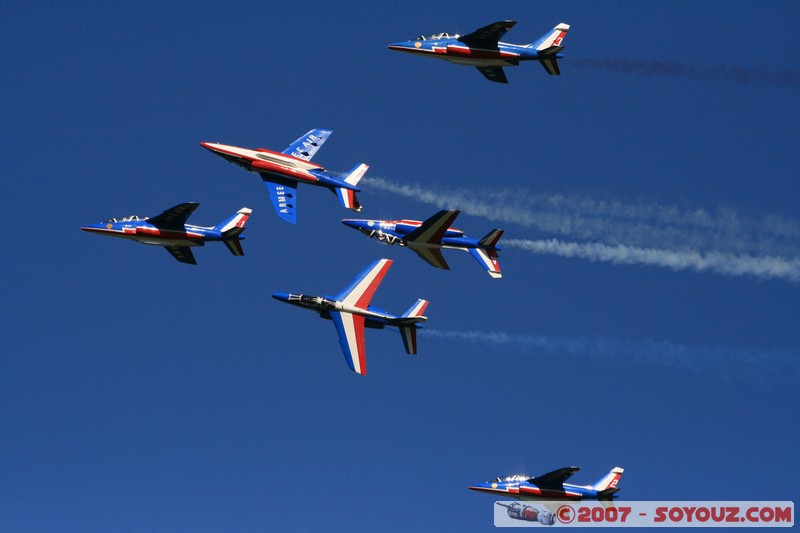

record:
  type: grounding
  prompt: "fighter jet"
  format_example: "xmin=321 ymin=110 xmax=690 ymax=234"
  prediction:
xmin=272 ymin=259 xmax=428 ymax=375
xmin=388 ymin=20 xmax=570 ymax=83
xmin=469 ymin=467 xmax=624 ymax=501
xmin=81 ymin=202 xmax=251 ymax=265
xmin=341 ymin=210 xmax=503 ymax=278
xmin=201 ymin=129 xmax=367 ymax=224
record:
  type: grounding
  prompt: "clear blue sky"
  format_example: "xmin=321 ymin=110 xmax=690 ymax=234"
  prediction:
xmin=2 ymin=1 xmax=798 ymax=531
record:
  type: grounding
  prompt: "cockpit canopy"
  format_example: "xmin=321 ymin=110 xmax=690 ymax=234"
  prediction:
xmin=104 ymin=215 xmax=143 ymax=223
xmin=412 ymin=32 xmax=459 ymax=41
xmin=492 ymin=475 xmax=528 ymax=483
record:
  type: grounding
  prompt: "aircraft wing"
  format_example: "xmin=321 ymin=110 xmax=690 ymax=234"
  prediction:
xmin=476 ymin=66 xmax=508 ymax=84
xmin=260 ymin=176 xmax=298 ymax=224
xmin=334 ymin=258 xmax=393 ymax=308
xmin=148 ymin=202 xmax=199 ymax=229
xmin=457 ymin=20 xmax=516 ymax=48
xmin=282 ymin=128 xmax=333 ymax=161
xmin=330 ymin=311 xmax=368 ymax=375
xmin=164 ymin=245 xmax=197 ymax=265
xmin=405 ymin=210 xmax=460 ymax=245
xmin=529 ymin=467 xmax=581 ymax=488
xmin=408 ymin=245 xmax=450 ymax=270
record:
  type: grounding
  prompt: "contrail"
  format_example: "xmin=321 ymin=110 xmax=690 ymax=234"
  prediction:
xmin=505 ymin=238 xmax=800 ymax=283
xmin=420 ymin=329 xmax=799 ymax=381
xmin=571 ymin=57 xmax=800 ymax=88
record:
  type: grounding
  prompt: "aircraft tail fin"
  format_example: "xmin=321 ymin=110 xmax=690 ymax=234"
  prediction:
xmin=336 ymin=163 xmax=368 ymax=212
xmin=529 ymin=22 xmax=570 ymax=53
xmin=469 ymin=229 xmax=503 ymax=278
xmin=401 ymin=298 xmax=429 ymax=320
xmin=529 ymin=23 xmax=569 ymax=76
xmin=592 ymin=467 xmax=624 ymax=495
xmin=216 ymin=208 xmax=252 ymax=237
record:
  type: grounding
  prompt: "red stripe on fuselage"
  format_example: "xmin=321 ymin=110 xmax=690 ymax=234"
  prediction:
xmin=445 ymin=45 xmax=519 ymax=59
xmin=135 ymin=227 xmax=203 ymax=240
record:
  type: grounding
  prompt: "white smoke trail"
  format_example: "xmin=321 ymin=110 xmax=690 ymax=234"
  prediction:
xmin=362 ymin=176 xmax=800 ymax=256
xmin=420 ymin=329 xmax=799 ymax=380
xmin=360 ymin=176 xmax=800 ymax=281
xmin=505 ymin=238 xmax=800 ymax=283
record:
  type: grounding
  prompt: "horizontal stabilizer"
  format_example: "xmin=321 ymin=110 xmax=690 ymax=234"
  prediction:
xmin=539 ymin=58 xmax=561 ymax=76
xmin=223 ymin=238 xmax=245 ymax=257
xmin=336 ymin=188 xmax=362 ymax=212
xmin=399 ymin=326 xmax=419 ymax=355
xmin=478 ymin=229 xmax=503 ymax=248
xmin=468 ymin=248 xmax=502 ymax=278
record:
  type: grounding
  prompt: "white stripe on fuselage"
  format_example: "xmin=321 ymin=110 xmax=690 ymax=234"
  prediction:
xmin=206 ymin=143 xmax=322 ymax=171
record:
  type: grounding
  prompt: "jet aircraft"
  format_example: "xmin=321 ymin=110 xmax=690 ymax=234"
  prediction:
xmin=388 ymin=20 xmax=570 ymax=83
xmin=469 ymin=466 xmax=624 ymax=501
xmin=81 ymin=202 xmax=251 ymax=265
xmin=341 ymin=210 xmax=503 ymax=278
xmin=272 ymin=259 xmax=428 ymax=375
xmin=201 ymin=129 xmax=367 ymax=224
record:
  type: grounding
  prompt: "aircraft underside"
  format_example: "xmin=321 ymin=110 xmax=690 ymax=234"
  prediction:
xmin=444 ymin=57 xmax=520 ymax=67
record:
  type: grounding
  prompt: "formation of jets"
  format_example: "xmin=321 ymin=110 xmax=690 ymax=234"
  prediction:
xmin=81 ymin=20 xmax=620 ymax=507
xmin=469 ymin=466 xmax=624 ymax=501
xmin=82 ymin=20 xmax=572 ymax=372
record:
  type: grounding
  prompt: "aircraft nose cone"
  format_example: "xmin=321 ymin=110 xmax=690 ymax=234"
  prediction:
xmin=341 ymin=219 xmax=365 ymax=230
xmin=271 ymin=292 xmax=291 ymax=303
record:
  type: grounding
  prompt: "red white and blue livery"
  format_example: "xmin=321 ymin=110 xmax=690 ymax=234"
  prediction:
xmin=342 ymin=210 xmax=503 ymax=278
xmin=272 ymin=259 xmax=428 ymax=375
xmin=470 ymin=466 xmax=624 ymax=501
xmin=201 ymin=129 xmax=366 ymax=224
xmin=81 ymin=202 xmax=251 ymax=265
xmin=388 ymin=20 xmax=570 ymax=83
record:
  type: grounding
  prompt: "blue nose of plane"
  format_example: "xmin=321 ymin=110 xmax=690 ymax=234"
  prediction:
xmin=272 ymin=292 xmax=291 ymax=303
xmin=341 ymin=219 xmax=368 ymax=230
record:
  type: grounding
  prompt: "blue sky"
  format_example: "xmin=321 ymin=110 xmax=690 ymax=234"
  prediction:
xmin=1 ymin=1 xmax=798 ymax=531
